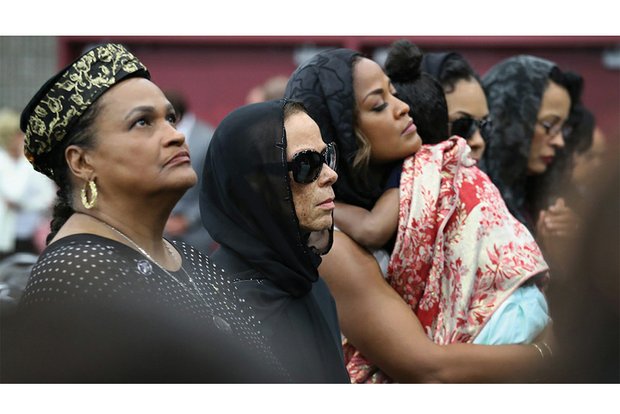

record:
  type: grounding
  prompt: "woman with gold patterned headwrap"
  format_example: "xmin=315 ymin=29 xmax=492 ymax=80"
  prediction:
xmin=1 ymin=43 xmax=286 ymax=382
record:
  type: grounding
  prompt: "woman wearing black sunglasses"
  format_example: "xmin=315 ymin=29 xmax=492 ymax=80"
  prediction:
xmin=200 ymin=99 xmax=349 ymax=383
xmin=420 ymin=46 xmax=491 ymax=161
xmin=286 ymin=48 xmax=554 ymax=383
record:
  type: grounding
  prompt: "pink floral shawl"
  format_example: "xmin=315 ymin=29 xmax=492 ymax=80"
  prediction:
xmin=345 ymin=137 xmax=549 ymax=383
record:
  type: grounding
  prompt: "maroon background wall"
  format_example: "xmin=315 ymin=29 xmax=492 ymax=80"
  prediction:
xmin=59 ymin=36 xmax=620 ymax=141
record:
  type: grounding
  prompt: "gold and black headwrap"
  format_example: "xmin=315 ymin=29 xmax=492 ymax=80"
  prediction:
xmin=20 ymin=43 xmax=150 ymax=179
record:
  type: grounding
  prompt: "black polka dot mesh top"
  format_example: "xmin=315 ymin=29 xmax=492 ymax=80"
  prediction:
xmin=19 ymin=234 xmax=288 ymax=381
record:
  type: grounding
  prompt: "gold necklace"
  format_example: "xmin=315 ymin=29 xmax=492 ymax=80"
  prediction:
xmin=82 ymin=213 xmax=212 ymax=310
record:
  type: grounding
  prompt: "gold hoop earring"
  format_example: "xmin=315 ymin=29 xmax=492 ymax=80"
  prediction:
xmin=81 ymin=180 xmax=98 ymax=209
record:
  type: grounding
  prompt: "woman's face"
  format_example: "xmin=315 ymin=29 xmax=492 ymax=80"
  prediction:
xmin=528 ymin=80 xmax=571 ymax=175
xmin=446 ymin=78 xmax=489 ymax=161
xmin=353 ymin=58 xmax=422 ymax=164
xmin=86 ymin=78 xmax=196 ymax=199
xmin=286 ymin=111 xmax=338 ymax=233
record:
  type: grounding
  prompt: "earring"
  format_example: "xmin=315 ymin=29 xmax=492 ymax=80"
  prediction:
xmin=81 ymin=180 xmax=98 ymax=209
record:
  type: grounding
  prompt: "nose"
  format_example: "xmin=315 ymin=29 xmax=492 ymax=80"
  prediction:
xmin=164 ymin=122 xmax=186 ymax=147
xmin=551 ymin=130 xmax=566 ymax=149
xmin=319 ymin=163 xmax=338 ymax=186
xmin=467 ymin=131 xmax=486 ymax=159
xmin=393 ymin=95 xmax=410 ymax=118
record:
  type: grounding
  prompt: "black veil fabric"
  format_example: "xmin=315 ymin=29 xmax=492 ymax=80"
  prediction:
xmin=285 ymin=49 xmax=392 ymax=211
xmin=200 ymin=99 xmax=329 ymax=298
xmin=199 ymin=100 xmax=349 ymax=383
xmin=481 ymin=55 xmax=557 ymax=227
xmin=421 ymin=52 xmax=461 ymax=79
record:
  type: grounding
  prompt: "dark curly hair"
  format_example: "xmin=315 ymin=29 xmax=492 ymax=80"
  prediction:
xmin=384 ymin=39 xmax=449 ymax=144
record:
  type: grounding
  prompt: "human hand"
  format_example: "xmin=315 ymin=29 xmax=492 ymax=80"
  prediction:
xmin=536 ymin=199 xmax=581 ymax=271
xmin=536 ymin=198 xmax=581 ymax=243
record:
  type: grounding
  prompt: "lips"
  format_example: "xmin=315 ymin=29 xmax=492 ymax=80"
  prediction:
xmin=317 ymin=197 xmax=335 ymax=210
xmin=165 ymin=150 xmax=191 ymax=166
xmin=401 ymin=119 xmax=417 ymax=136
xmin=541 ymin=156 xmax=555 ymax=165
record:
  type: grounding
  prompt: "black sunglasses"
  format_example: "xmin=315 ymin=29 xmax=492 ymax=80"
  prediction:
xmin=287 ymin=142 xmax=337 ymax=184
xmin=449 ymin=116 xmax=493 ymax=141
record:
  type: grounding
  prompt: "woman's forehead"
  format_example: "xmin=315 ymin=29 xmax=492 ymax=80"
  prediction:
xmin=353 ymin=59 xmax=389 ymax=97
xmin=101 ymin=78 xmax=164 ymax=104
xmin=285 ymin=112 xmax=324 ymax=151
xmin=354 ymin=58 xmax=384 ymax=82
xmin=538 ymin=81 xmax=571 ymax=118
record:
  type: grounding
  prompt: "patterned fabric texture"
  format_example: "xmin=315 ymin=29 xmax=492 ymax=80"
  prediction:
xmin=344 ymin=138 xmax=549 ymax=383
xmin=15 ymin=234 xmax=288 ymax=382
xmin=20 ymin=43 xmax=150 ymax=178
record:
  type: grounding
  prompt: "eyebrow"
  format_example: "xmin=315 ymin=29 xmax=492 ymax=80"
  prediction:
xmin=538 ymin=114 xmax=563 ymax=123
xmin=453 ymin=111 xmax=490 ymax=119
xmin=292 ymin=144 xmax=327 ymax=154
xmin=289 ymin=143 xmax=326 ymax=158
xmin=453 ymin=111 xmax=473 ymax=118
xmin=124 ymin=103 xmax=175 ymax=120
xmin=124 ymin=106 xmax=155 ymax=120
xmin=362 ymin=88 xmax=384 ymax=103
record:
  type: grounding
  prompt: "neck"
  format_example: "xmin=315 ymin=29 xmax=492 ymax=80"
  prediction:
xmin=73 ymin=197 xmax=176 ymax=266
xmin=89 ymin=191 xmax=176 ymax=236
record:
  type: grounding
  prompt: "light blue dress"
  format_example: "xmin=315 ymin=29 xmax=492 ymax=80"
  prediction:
xmin=372 ymin=247 xmax=550 ymax=345
xmin=473 ymin=284 xmax=550 ymax=344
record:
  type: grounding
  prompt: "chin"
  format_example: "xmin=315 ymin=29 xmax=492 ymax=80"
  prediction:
xmin=302 ymin=217 xmax=333 ymax=233
xmin=179 ymin=169 xmax=198 ymax=184
xmin=527 ymin=164 xmax=546 ymax=176
xmin=408 ymin=138 xmax=422 ymax=155
xmin=173 ymin=175 xmax=198 ymax=193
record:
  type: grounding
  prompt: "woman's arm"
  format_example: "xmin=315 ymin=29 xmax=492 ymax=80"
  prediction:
xmin=319 ymin=231 xmax=550 ymax=383
xmin=334 ymin=188 xmax=399 ymax=250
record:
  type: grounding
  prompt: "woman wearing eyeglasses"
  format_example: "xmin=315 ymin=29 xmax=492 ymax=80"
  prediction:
xmin=200 ymin=99 xmax=349 ymax=383
xmin=481 ymin=55 xmax=582 ymax=269
xmin=286 ymin=48 xmax=554 ymax=383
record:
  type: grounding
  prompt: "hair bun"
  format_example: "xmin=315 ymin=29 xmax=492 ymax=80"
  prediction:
xmin=385 ymin=39 xmax=423 ymax=82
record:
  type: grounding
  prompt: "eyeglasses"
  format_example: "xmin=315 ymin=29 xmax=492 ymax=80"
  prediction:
xmin=287 ymin=142 xmax=337 ymax=184
xmin=449 ymin=116 xmax=493 ymax=141
xmin=537 ymin=120 xmax=573 ymax=138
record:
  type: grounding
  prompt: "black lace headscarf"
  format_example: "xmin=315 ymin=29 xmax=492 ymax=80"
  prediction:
xmin=481 ymin=55 xmax=580 ymax=229
xmin=200 ymin=99 xmax=332 ymax=298
xmin=285 ymin=48 xmax=393 ymax=211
